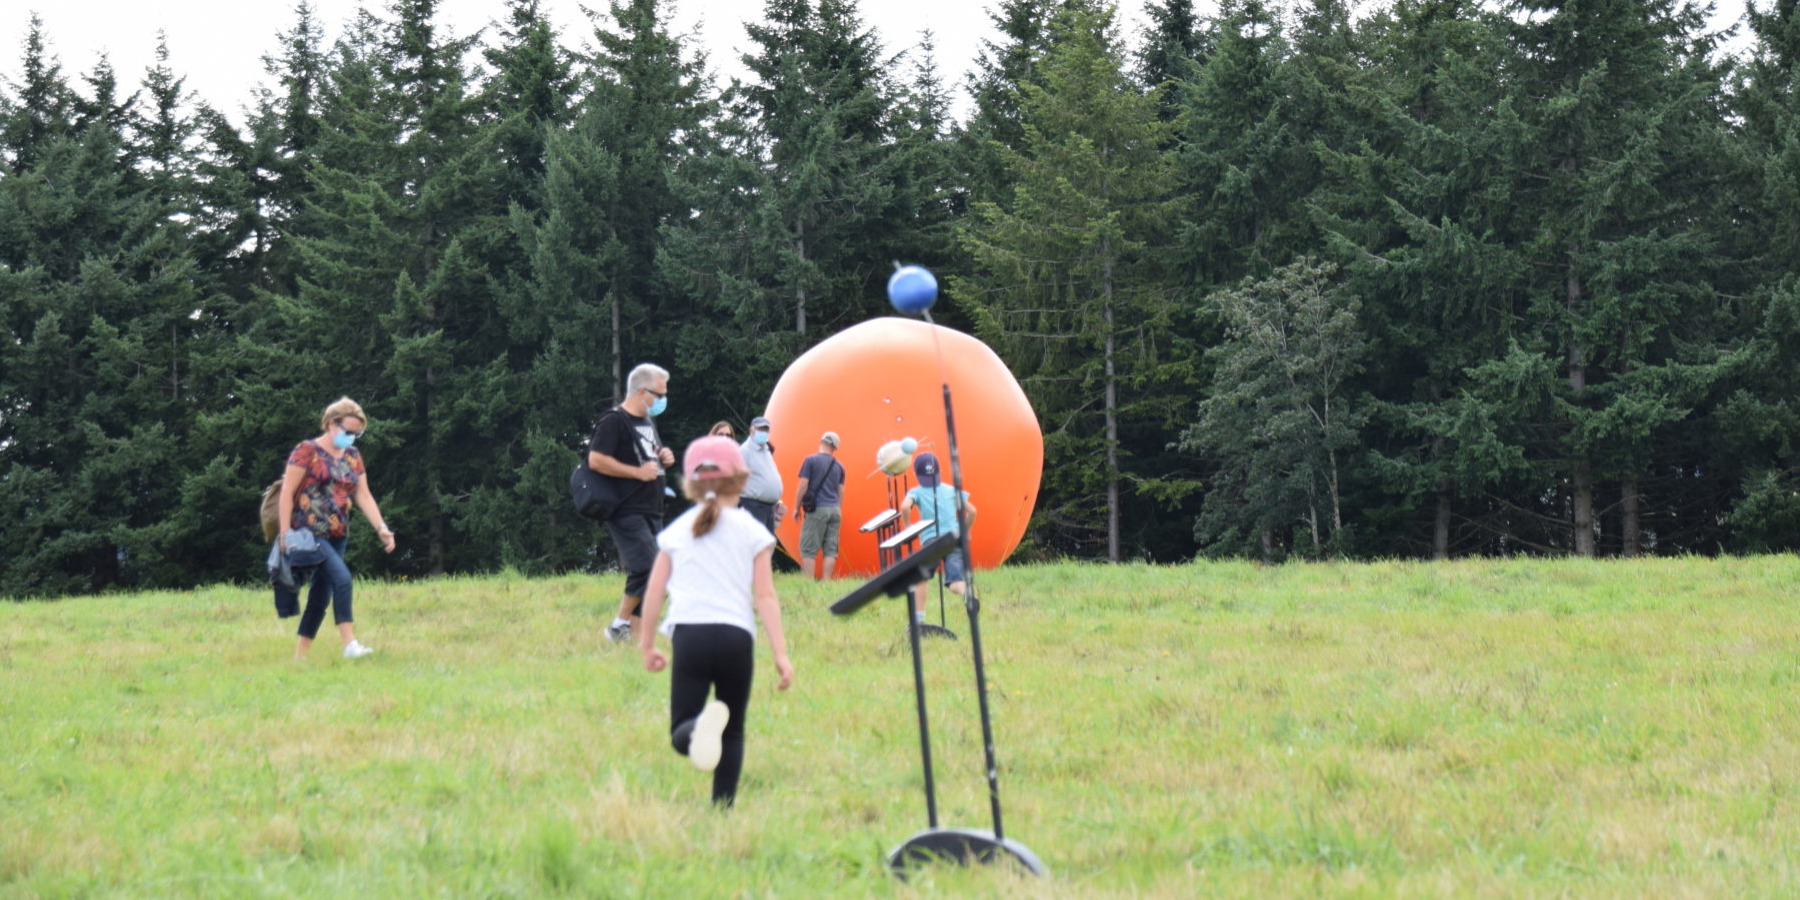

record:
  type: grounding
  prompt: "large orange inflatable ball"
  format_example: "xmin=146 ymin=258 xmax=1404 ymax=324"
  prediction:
xmin=764 ymin=317 xmax=1043 ymax=576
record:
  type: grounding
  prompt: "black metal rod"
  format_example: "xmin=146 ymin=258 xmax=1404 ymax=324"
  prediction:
xmin=941 ymin=383 xmax=1005 ymax=841
xmin=907 ymin=593 xmax=939 ymax=828
xmin=937 ymin=571 xmax=947 ymax=628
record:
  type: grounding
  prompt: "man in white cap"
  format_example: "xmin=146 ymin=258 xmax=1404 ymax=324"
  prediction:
xmin=792 ymin=431 xmax=845 ymax=579
xmin=738 ymin=415 xmax=784 ymax=532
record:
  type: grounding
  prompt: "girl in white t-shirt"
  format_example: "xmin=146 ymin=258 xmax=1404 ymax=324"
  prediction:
xmin=639 ymin=435 xmax=795 ymax=807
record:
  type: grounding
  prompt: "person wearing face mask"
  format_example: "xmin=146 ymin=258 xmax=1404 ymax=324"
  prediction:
xmin=587 ymin=363 xmax=678 ymax=643
xmin=736 ymin=416 xmax=785 ymax=533
xmin=277 ymin=396 xmax=397 ymax=660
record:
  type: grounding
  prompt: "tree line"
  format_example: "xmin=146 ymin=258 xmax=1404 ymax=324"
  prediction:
xmin=3 ymin=0 xmax=1798 ymax=597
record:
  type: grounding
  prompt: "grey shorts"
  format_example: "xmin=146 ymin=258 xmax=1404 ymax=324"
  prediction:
xmin=799 ymin=506 xmax=841 ymax=558
xmin=607 ymin=513 xmax=661 ymax=598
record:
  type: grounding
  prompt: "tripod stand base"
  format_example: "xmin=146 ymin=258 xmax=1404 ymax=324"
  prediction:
xmin=886 ymin=827 xmax=1046 ymax=880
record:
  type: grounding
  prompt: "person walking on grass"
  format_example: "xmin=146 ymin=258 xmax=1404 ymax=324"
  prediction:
xmin=791 ymin=431 xmax=845 ymax=580
xmin=738 ymin=415 xmax=784 ymax=533
xmin=639 ymin=435 xmax=795 ymax=808
xmin=899 ymin=452 xmax=976 ymax=640
xmin=587 ymin=363 xmax=676 ymax=644
xmin=278 ymin=397 xmax=397 ymax=660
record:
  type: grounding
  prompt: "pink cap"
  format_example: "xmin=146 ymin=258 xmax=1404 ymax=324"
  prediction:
xmin=683 ymin=435 xmax=747 ymax=481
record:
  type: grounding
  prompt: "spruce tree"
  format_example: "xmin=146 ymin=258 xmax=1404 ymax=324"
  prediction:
xmin=1501 ymin=0 xmax=1734 ymax=555
xmin=957 ymin=6 xmax=1186 ymax=561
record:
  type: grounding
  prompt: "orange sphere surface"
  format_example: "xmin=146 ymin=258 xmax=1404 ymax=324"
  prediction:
xmin=765 ymin=318 xmax=1043 ymax=576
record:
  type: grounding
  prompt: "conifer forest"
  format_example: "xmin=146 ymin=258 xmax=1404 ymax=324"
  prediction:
xmin=4 ymin=0 xmax=1800 ymax=596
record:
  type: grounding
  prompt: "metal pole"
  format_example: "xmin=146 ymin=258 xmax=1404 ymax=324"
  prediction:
xmin=907 ymin=601 xmax=939 ymax=828
xmin=941 ymin=383 xmax=1004 ymax=841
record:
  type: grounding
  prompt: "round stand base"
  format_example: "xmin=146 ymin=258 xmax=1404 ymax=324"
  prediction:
xmin=886 ymin=827 xmax=1046 ymax=880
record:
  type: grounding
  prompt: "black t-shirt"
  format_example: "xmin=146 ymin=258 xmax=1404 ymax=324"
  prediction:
xmin=589 ymin=408 xmax=665 ymax=519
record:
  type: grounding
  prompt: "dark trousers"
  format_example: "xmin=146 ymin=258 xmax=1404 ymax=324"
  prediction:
xmin=297 ymin=537 xmax=352 ymax=639
xmin=669 ymin=624 xmax=754 ymax=806
xmin=607 ymin=513 xmax=662 ymax=607
xmin=740 ymin=497 xmax=777 ymax=533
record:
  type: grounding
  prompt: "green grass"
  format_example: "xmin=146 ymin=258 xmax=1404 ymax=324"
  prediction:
xmin=4 ymin=557 xmax=1800 ymax=898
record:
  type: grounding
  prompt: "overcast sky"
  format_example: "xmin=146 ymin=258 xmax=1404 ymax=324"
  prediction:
xmin=0 ymin=0 xmax=1756 ymax=128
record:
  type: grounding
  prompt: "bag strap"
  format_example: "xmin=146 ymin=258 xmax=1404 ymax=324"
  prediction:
xmin=586 ymin=407 xmax=624 ymax=458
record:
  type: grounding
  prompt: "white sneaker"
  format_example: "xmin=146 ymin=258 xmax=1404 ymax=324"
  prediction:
xmin=688 ymin=700 xmax=730 ymax=772
xmin=343 ymin=640 xmax=374 ymax=659
xmin=605 ymin=621 xmax=632 ymax=644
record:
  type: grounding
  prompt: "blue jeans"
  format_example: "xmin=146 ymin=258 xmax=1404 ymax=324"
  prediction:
xmin=297 ymin=537 xmax=353 ymax=639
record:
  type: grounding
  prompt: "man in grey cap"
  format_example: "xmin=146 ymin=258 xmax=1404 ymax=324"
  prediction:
xmin=738 ymin=415 xmax=784 ymax=532
xmin=792 ymin=431 xmax=845 ymax=580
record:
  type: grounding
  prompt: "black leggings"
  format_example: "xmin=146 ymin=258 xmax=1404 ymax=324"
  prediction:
xmin=669 ymin=624 xmax=754 ymax=806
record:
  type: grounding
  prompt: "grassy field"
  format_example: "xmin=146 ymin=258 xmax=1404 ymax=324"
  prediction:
xmin=3 ymin=556 xmax=1799 ymax=898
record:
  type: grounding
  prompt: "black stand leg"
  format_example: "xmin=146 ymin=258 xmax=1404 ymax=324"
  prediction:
xmin=906 ymin=603 xmax=938 ymax=828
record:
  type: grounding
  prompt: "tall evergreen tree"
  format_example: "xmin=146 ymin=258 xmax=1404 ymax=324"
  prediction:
xmin=1314 ymin=0 xmax=1525 ymax=558
xmin=1137 ymin=0 xmax=1209 ymax=101
xmin=957 ymin=6 xmax=1187 ymax=561
xmin=1499 ymin=0 xmax=1733 ymax=555
xmin=1719 ymin=0 xmax=1800 ymax=550
xmin=0 ymin=40 xmax=219 ymax=593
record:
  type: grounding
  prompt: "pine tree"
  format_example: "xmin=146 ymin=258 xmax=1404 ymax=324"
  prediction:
xmin=1313 ymin=0 xmax=1525 ymax=557
xmin=1174 ymin=0 xmax=1313 ymax=290
xmin=957 ymin=6 xmax=1186 ymax=561
xmin=1717 ymin=0 xmax=1800 ymax=549
xmin=1137 ymin=0 xmax=1209 ymax=102
xmin=0 ymin=37 xmax=221 ymax=593
xmin=1501 ymin=0 xmax=1734 ymax=556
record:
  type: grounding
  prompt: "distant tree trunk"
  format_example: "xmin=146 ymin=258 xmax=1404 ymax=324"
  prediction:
xmin=1433 ymin=482 xmax=1452 ymax=560
xmin=1621 ymin=479 xmax=1641 ymax=557
xmin=1261 ymin=528 xmax=1274 ymax=562
xmin=795 ymin=219 xmax=807 ymax=334
xmin=610 ymin=287 xmax=621 ymax=403
xmin=1567 ymin=260 xmax=1594 ymax=557
xmin=1102 ymin=263 xmax=1120 ymax=563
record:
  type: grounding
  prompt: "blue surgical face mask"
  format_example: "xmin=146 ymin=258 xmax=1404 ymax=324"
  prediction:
xmin=753 ymin=431 xmax=770 ymax=446
xmin=333 ymin=431 xmax=357 ymax=450
xmin=647 ymin=396 xmax=667 ymax=417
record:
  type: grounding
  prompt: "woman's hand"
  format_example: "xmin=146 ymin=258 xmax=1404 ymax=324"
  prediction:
xmin=774 ymin=654 xmax=794 ymax=690
xmin=642 ymin=644 xmax=668 ymax=673
xmin=378 ymin=526 xmax=396 ymax=554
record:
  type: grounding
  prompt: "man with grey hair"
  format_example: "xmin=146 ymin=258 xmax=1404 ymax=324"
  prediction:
xmin=587 ymin=363 xmax=675 ymax=642
xmin=738 ymin=415 xmax=784 ymax=532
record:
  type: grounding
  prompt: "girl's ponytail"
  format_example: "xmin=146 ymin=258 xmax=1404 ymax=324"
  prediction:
xmin=694 ymin=490 xmax=722 ymax=538
xmin=683 ymin=472 xmax=748 ymax=538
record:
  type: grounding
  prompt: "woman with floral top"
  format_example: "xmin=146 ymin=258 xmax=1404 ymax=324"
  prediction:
xmin=277 ymin=397 xmax=397 ymax=660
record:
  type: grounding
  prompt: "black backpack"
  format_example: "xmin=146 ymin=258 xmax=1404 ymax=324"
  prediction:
xmin=570 ymin=410 xmax=631 ymax=521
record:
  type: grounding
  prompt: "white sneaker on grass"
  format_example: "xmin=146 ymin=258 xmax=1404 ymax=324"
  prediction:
xmin=605 ymin=621 xmax=632 ymax=644
xmin=343 ymin=640 xmax=374 ymax=659
xmin=688 ymin=700 xmax=730 ymax=772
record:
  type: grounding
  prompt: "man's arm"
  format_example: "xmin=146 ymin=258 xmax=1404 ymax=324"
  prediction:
xmin=590 ymin=449 xmax=656 ymax=480
xmin=791 ymin=475 xmax=811 ymax=522
xmin=588 ymin=413 xmax=658 ymax=480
